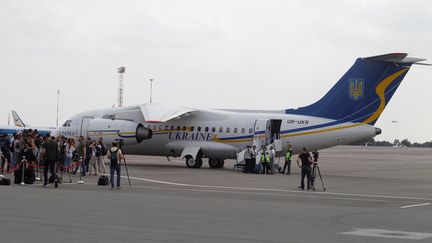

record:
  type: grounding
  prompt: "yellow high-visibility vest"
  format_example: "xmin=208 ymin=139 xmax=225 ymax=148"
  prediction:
xmin=261 ymin=152 xmax=269 ymax=163
xmin=285 ymin=149 xmax=293 ymax=161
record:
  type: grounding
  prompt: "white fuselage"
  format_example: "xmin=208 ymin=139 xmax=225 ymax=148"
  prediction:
xmin=54 ymin=104 xmax=377 ymax=159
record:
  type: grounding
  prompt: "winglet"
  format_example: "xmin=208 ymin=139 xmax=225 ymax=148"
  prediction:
xmin=11 ymin=110 xmax=26 ymax=127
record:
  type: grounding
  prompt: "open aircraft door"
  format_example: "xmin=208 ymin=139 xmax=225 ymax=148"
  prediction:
xmin=253 ymin=119 xmax=270 ymax=149
xmin=80 ymin=117 xmax=94 ymax=137
xmin=253 ymin=119 xmax=282 ymax=148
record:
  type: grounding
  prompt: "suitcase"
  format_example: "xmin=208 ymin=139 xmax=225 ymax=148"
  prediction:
xmin=98 ymin=175 xmax=109 ymax=186
xmin=24 ymin=168 xmax=36 ymax=184
xmin=14 ymin=166 xmax=23 ymax=184
xmin=0 ymin=178 xmax=11 ymax=185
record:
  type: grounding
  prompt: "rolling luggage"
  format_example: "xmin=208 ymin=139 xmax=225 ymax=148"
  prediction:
xmin=98 ymin=175 xmax=109 ymax=186
xmin=0 ymin=177 xmax=11 ymax=185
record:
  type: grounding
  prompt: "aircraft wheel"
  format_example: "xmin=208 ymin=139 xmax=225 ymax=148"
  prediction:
xmin=208 ymin=158 xmax=219 ymax=168
xmin=186 ymin=156 xmax=203 ymax=168
xmin=186 ymin=157 xmax=196 ymax=168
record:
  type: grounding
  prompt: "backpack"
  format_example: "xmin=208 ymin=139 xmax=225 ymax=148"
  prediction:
xmin=98 ymin=175 xmax=109 ymax=186
xmin=101 ymin=144 xmax=107 ymax=156
xmin=110 ymin=148 xmax=119 ymax=164
xmin=95 ymin=146 xmax=101 ymax=157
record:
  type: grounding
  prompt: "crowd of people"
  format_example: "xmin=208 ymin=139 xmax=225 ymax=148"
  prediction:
xmin=0 ymin=130 xmax=110 ymax=183
xmin=2 ymin=129 xmax=320 ymax=190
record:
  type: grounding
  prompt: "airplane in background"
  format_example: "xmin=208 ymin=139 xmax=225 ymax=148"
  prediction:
xmin=0 ymin=111 xmax=56 ymax=136
xmin=54 ymin=53 xmax=429 ymax=169
xmin=0 ymin=125 xmax=25 ymax=136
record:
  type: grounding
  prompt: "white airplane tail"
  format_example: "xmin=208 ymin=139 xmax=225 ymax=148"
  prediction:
xmin=11 ymin=110 xmax=26 ymax=127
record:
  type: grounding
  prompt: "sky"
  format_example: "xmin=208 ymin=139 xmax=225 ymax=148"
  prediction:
xmin=0 ymin=0 xmax=431 ymax=142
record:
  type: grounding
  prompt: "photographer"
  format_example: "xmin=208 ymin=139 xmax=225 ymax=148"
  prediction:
xmin=107 ymin=142 xmax=124 ymax=189
xmin=297 ymin=147 xmax=313 ymax=190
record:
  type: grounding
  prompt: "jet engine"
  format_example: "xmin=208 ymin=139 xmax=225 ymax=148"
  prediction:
xmin=87 ymin=118 xmax=152 ymax=145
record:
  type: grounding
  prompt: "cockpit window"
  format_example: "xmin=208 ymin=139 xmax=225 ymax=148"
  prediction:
xmin=62 ymin=120 xmax=72 ymax=127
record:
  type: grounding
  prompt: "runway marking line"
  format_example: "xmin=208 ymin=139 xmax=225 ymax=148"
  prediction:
xmin=113 ymin=175 xmax=432 ymax=202
xmin=340 ymin=228 xmax=432 ymax=240
xmin=400 ymin=203 xmax=431 ymax=209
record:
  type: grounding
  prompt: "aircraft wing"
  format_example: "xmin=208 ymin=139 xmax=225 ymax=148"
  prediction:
xmin=139 ymin=103 xmax=198 ymax=123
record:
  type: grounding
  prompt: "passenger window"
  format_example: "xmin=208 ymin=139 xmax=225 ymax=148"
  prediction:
xmin=226 ymin=127 xmax=230 ymax=133
xmin=165 ymin=125 xmax=169 ymax=130
xmin=205 ymin=127 xmax=209 ymax=132
xmin=249 ymin=128 xmax=253 ymax=134
xmin=197 ymin=127 xmax=202 ymax=132
xmin=219 ymin=127 xmax=223 ymax=133
xmin=182 ymin=126 xmax=186 ymax=131
xmin=234 ymin=128 xmax=238 ymax=133
xmin=177 ymin=126 xmax=181 ymax=131
xmin=241 ymin=128 xmax=245 ymax=133
xmin=170 ymin=125 xmax=174 ymax=131
xmin=212 ymin=127 xmax=216 ymax=132
xmin=190 ymin=126 xmax=194 ymax=131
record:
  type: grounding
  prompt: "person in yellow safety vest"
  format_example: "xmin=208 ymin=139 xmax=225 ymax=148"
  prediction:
xmin=260 ymin=147 xmax=270 ymax=174
xmin=280 ymin=144 xmax=293 ymax=175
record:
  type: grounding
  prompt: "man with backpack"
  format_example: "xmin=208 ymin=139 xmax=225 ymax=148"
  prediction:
xmin=106 ymin=142 xmax=124 ymax=189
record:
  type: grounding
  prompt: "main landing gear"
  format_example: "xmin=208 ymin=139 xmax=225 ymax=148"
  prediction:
xmin=185 ymin=156 xmax=224 ymax=169
xmin=208 ymin=158 xmax=224 ymax=168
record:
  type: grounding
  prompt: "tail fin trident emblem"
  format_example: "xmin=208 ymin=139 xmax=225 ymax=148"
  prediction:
xmin=348 ymin=79 xmax=364 ymax=101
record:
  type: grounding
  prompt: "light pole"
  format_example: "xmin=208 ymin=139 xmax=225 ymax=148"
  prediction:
xmin=117 ymin=66 xmax=126 ymax=107
xmin=56 ymin=90 xmax=60 ymax=127
xmin=149 ymin=78 xmax=154 ymax=103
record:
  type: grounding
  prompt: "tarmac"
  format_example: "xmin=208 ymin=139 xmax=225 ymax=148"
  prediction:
xmin=1 ymin=145 xmax=432 ymax=243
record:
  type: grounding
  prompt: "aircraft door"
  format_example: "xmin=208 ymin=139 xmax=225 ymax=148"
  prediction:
xmin=269 ymin=119 xmax=282 ymax=143
xmin=80 ymin=117 xmax=94 ymax=137
xmin=253 ymin=119 xmax=270 ymax=149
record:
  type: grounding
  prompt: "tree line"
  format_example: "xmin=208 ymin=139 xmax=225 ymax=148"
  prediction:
xmin=349 ymin=138 xmax=432 ymax=147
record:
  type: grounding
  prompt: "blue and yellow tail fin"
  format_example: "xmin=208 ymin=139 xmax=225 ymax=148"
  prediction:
xmin=286 ymin=53 xmax=426 ymax=125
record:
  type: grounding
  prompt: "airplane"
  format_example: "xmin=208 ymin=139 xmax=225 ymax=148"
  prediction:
xmin=0 ymin=125 xmax=25 ymax=136
xmin=54 ymin=53 xmax=428 ymax=169
xmin=10 ymin=110 xmax=55 ymax=136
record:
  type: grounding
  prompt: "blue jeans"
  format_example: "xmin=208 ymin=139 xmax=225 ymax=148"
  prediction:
xmin=64 ymin=157 xmax=72 ymax=167
xmin=13 ymin=152 xmax=21 ymax=167
xmin=110 ymin=163 xmax=121 ymax=188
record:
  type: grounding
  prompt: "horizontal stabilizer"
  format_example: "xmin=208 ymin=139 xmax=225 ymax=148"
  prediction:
xmin=364 ymin=53 xmax=427 ymax=64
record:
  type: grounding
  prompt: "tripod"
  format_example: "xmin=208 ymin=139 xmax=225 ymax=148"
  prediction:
xmin=311 ymin=163 xmax=326 ymax=191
